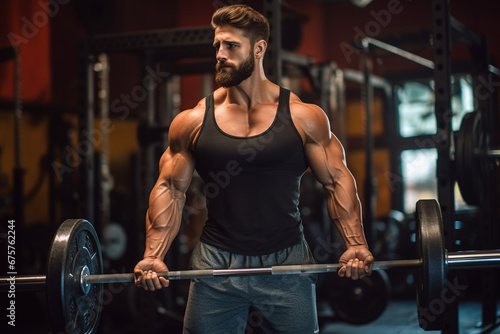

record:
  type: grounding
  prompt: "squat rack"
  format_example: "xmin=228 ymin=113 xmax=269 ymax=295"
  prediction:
xmin=358 ymin=0 xmax=499 ymax=332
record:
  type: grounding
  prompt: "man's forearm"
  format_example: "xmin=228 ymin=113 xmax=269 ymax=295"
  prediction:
xmin=324 ymin=183 xmax=367 ymax=248
xmin=143 ymin=185 xmax=186 ymax=259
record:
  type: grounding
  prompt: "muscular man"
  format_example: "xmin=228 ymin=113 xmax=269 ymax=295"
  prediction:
xmin=134 ymin=4 xmax=373 ymax=333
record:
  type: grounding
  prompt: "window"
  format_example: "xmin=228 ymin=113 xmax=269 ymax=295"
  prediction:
xmin=396 ymin=75 xmax=474 ymax=137
xmin=401 ymin=149 xmax=437 ymax=213
xmin=395 ymin=74 xmax=474 ymax=213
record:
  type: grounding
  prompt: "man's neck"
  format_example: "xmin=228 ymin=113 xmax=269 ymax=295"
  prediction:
xmin=221 ymin=67 xmax=279 ymax=110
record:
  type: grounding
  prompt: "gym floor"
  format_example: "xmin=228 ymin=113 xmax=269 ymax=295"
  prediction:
xmin=97 ymin=298 xmax=500 ymax=333
xmin=321 ymin=300 xmax=500 ymax=334
xmin=3 ymin=294 xmax=499 ymax=333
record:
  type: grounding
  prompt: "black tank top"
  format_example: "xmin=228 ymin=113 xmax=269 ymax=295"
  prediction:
xmin=193 ymin=87 xmax=308 ymax=255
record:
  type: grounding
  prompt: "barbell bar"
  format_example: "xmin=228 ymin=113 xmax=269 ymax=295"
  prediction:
xmin=1 ymin=199 xmax=499 ymax=333
xmin=4 ymin=251 xmax=500 ymax=288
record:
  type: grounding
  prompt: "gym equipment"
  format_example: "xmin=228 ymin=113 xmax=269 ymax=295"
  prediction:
xmin=46 ymin=219 xmax=103 ymax=334
xmin=1 ymin=199 xmax=500 ymax=333
xmin=325 ymin=270 xmax=391 ymax=325
xmin=455 ymin=112 xmax=500 ymax=206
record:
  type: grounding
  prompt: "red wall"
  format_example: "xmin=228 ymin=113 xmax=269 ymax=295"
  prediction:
xmin=3 ymin=0 xmax=498 ymax=109
xmin=0 ymin=1 xmax=51 ymax=102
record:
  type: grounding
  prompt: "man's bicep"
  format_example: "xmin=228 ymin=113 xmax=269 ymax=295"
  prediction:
xmin=305 ymin=134 xmax=348 ymax=188
xmin=156 ymin=109 xmax=200 ymax=194
xmin=157 ymin=147 xmax=196 ymax=195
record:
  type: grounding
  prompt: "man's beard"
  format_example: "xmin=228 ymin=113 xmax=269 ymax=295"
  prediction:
xmin=215 ymin=54 xmax=255 ymax=88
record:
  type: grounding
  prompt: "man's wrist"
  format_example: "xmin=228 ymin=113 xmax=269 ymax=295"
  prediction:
xmin=346 ymin=243 xmax=369 ymax=249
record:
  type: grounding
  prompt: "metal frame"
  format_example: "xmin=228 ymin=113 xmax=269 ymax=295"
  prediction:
xmin=77 ymin=26 xmax=216 ymax=223
xmin=431 ymin=0 xmax=454 ymax=244
xmin=432 ymin=1 xmax=499 ymax=332
xmin=453 ymin=9 xmax=500 ymax=333
xmin=77 ymin=27 xmax=219 ymax=322
xmin=338 ymin=63 xmax=392 ymax=243
xmin=357 ymin=3 xmax=499 ymax=330
xmin=263 ymin=0 xmax=282 ymax=85
xmin=359 ymin=41 xmax=376 ymax=246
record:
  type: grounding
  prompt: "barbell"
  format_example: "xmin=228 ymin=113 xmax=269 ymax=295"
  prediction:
xmin=1 ymin=199 xmax=500 ymax=333
xmin=456 ymin=111 xmax=500 ymax=205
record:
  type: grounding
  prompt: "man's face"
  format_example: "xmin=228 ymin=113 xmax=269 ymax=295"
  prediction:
xmin=213 ymin=25 xmax=255 ymax=87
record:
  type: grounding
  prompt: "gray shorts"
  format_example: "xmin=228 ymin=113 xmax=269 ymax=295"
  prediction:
xmin=183 ymin=238 xmax=319 ymax=334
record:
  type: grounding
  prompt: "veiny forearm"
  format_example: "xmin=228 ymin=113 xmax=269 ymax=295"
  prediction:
xmin=143 ymin=183 xmax=186 ymax=260
xmin=295 ymin=102 xmax=368 ymax=251
xmin=324 ymin=173 xmax=367 ymax=248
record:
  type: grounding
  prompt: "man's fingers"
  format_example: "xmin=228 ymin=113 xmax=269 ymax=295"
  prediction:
xmin=338 ymin=266 xmax=346 ymax=277
xmin=365 ymin=264 xmax=372 ymax=276
xmin=344 ymin=259 xmax=353 ymax=278
xmin=134 ymin=270 xmax=147 ymax=289
xmin=151 ymin=272 xmax=164 ymax=290
xmin=339 ymin=258 xmax=374 ymax=280
xmin=145 ymin=270 xmax=156 ymax=291
xmin=133 ymin=269 xmax=169 ymax=290
xmin=140 ymin=271 xmax=149 ymax=291
xmin=351 ymin=259 xmax=360 ymax=280
xmin=358 ymin=263 xmax=368 ymax=280
xmin=159 ymin=277 xmax=170 ymax=288
xmin=133 ymin=271 xmax=141 ymax=287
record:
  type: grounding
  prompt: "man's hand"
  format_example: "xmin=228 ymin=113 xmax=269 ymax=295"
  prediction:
xmin=337 ymin=246 xmax=374 ymax=280
xmin=134 ymin=258 xmax=170 ymax=291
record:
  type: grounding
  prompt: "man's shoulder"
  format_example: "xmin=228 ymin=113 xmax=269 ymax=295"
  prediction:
xmin=288 ymin=91 xmax=327 ymax=120
xmin=288 ymin=91 xmax=330 ymax=141
xmin=173 ymin=98 xmax=206 ymax=128
xmin=169 ymin=98 xmax=207 ymax=147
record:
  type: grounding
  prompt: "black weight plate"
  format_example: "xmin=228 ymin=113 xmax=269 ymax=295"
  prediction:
xmin=47 ymin=219 xmax=103 ymax=334
xmin=456 ymin=112 xmax=484 ymax=205
xmin=415 ymin=199 xmax=446 ymax=331
xmin=326 ymin=270 xmax=391 ymax=324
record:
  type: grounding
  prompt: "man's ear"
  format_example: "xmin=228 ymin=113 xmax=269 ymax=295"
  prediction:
xmin=254 ymin=39 xmax=267 ymax=59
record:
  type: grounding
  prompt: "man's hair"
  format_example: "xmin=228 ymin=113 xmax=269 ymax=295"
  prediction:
xmin=211 ymin=4 xmax=270 ymax=45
